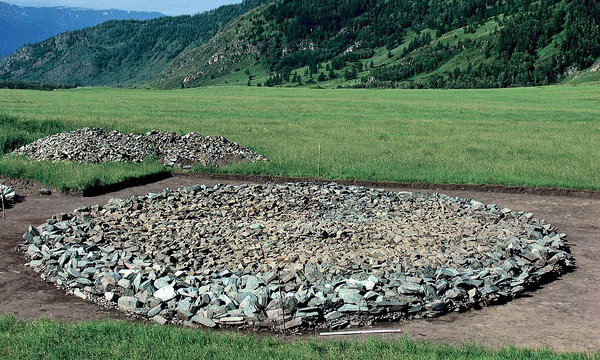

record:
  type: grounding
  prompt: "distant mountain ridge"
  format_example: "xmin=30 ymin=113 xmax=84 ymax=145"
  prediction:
xmin=0 ymin=0 xmax=271 ymax=86
xmin=1 ymin=0 xmax=598 ymax=89
xmin=0 ymin=1 xmax=163 ymax=56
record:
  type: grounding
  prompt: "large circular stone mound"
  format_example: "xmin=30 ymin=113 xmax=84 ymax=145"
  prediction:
xmin=21 ymin=183 xmax=573 ymax=331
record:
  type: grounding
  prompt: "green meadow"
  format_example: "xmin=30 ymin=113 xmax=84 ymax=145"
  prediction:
xmin=0 ymin=317 xmax=596 ymax=360
xmin=0 ymin=85 xmax=599 ymax=191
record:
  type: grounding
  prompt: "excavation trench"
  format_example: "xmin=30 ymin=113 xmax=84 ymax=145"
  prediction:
xmin=0 ymin=174 xmax=598 ymax=353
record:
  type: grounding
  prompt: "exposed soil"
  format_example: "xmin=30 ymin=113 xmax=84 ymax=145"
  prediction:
xmin=0 ymin=175 xmax=48 ymax=194
xmin=0 ymin=174 xmax=598 ymax=353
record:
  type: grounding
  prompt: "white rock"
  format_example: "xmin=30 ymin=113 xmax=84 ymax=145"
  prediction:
xmin=154 ymin=285 xmax=177 ymax=302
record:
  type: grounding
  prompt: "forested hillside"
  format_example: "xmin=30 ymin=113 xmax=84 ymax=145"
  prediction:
xmin=158 ymin=0 xmax=600 ymax=89
xmin=2 ymin=0 xmax=599 ymax=89
xmin=0 ymin=1 xmax=162 ymax=57
xmin=0 ymin=0 xmax=270 ymax=86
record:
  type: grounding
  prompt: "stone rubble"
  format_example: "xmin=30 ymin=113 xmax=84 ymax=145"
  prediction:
xmin=1 ymin=184 xmax=16 ymax=202
xmin=19 ymin=182 xmax=574 ymax=331
xmin=12 ymin=128 xmax=267 ymax=168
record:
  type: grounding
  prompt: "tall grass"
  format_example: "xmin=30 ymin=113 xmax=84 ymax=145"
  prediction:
xmin=0 ymin=114 xmax=72 ymax=154
xmin=0 ymin=156 xmax=168 ymax=191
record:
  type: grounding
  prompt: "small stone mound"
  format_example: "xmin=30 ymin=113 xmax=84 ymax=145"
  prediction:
xmin=19 ymin=183 xmax=573 ymax=331
xmin=12 ymin=127 xmax=267 ymax=168
xmin=1 ymin=184 xmax=15 ymax=202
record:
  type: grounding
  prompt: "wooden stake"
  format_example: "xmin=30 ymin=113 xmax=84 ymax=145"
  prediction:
xmin=277 ymin=268 xmax=287 ymax=335
xmin=1 ymin=189 xmax=5 ymax=221
xmin=317 ymin=142 xmax=321 ymax=179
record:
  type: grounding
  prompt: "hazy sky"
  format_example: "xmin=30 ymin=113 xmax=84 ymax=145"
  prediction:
xmin=5 ymin=0 xmax=242 ymax=15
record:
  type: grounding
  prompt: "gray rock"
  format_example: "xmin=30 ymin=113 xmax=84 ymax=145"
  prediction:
xmin=398 ymin=283 xmax=422 ymax=295
xmin=245 ymin=276 xmax=260 ymax=291
xmin=338 ymin=289 xmax=366 ymax=305
xmin=177 ymin=310 xmax=194 ymax=321
xmin=338 ymin=304 xmax=367 ymax=313
xmin=220 ymin=317 xmax=244 ymax=323
xmin=286 ymin=317 xmax=303 ymax=329
xmin=324 ymin=311 xmax=343 ymax=320
xmin=76 ymin=277 xmax=93 ymax=286
xmin=118 ymin=296 xmax=139 ymax=311
xmin=148 ymin=305 xmax=162 ymax=317
xmin=152 ymin=316 xmax=168 ymax=325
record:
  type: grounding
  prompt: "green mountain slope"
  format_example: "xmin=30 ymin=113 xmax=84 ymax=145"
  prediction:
xmin=2 ymin=0 xmax=598 ymax=89
xmin=564 ymin=59 xmax=600 ymax=85
xmin=157 ymin=0 xmax=600 ymax=89
xmin=0 ymin=0 xmax=270 ymax=86
xmin=156 ymin=6 xmax=266 ymax=89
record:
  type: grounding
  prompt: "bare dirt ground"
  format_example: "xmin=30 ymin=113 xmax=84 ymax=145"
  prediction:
xmin=0 ymin=175 xmax=598 ymax=353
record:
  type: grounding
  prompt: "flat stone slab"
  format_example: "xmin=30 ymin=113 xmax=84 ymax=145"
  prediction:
xmin=1 ymin=184 xmax=15 ymax=202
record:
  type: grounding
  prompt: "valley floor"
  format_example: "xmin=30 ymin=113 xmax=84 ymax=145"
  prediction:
xmin=0 ymin=85 xmax=599 ymax=192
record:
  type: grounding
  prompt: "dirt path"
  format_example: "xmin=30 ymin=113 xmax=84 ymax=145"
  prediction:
xmin=0 ymin=175 xmax=598 ymax=353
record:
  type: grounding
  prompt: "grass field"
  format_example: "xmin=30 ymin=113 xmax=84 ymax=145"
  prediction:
xmin=0 ymin=317 xmax=596 ymax=360
xmin=0 ymin=85 xmax=599 ymax=191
